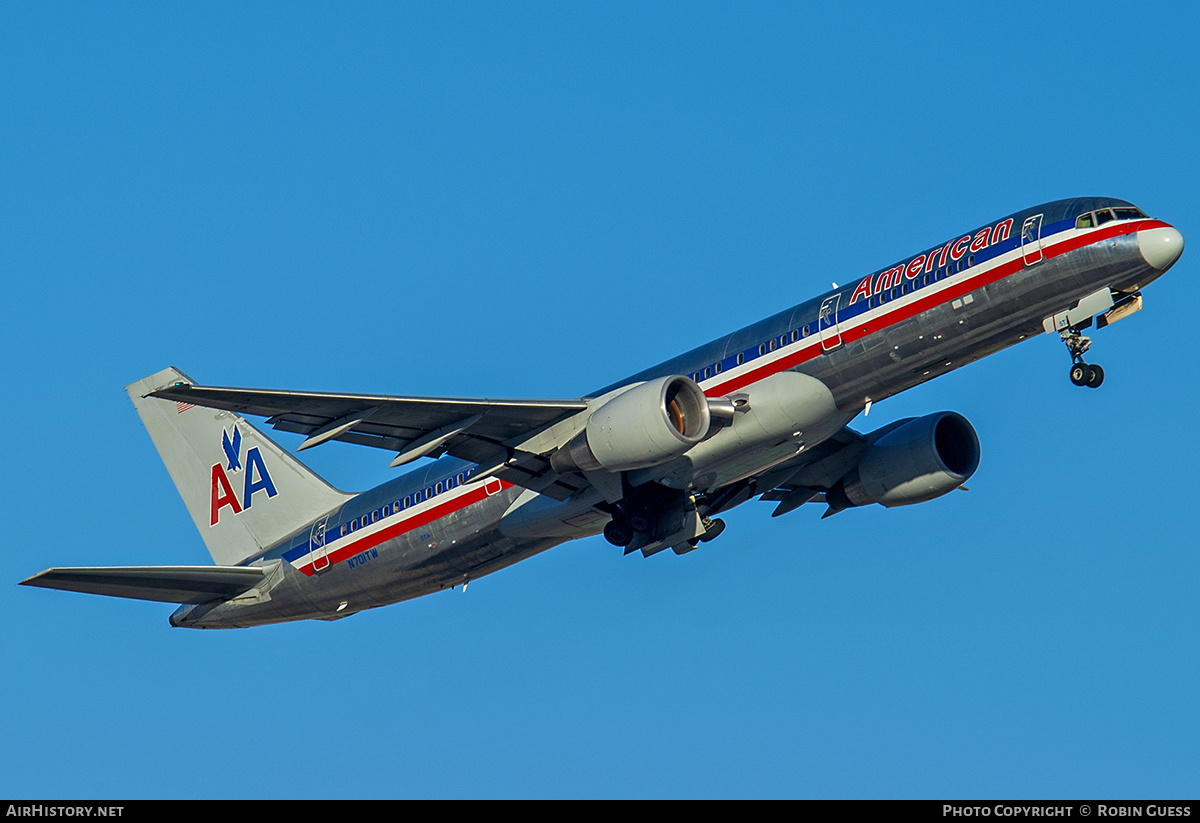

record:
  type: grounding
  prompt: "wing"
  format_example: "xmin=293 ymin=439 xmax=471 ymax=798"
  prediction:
xmin=148 ymin=374 xmax=593 ymax=500
xmin=148 ymin=371 xmax=869 ymax=513
xmin=748 ymin=426 xmax=869 ymax=517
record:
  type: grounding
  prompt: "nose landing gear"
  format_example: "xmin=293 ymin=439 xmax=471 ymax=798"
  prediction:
xmin=1061 ymin=327 xmax=1104 ymax=388
xmin=1069 ymin=361 xmax=1104 ymax=388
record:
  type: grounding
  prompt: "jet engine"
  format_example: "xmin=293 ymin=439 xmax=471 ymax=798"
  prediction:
xmin=630 ymin=370 xmax=848 ymax=490
xmin=551 ymin=375 xmax=711 ymax=473
xmin=826 ymin=412 xmax=980 ymax=511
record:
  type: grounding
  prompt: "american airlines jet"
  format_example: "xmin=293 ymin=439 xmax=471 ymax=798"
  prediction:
xmin=22 ymin=197 xmax=1184 ymax=629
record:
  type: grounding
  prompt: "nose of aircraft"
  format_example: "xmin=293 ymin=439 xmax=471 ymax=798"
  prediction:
xmin=1138 ymin=226 xmax=1184 ymax=271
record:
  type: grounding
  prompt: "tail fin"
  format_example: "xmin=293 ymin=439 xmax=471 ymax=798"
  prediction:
xmin=127 ymin=367 xmax=353 ymax=566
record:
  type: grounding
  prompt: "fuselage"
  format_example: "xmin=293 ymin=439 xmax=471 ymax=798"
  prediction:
xmin=172 ymin=196 xmax=1182 ymax=628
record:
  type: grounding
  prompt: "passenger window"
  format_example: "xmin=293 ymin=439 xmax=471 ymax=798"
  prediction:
xmin=768 ymin=339 xmax=776 ymax=352
xmin=967 ymin=255 xmax=974 ymax=266
xmin=703 ymin=367 xmax=711 ymax=379
xmin=436 ymin=481 xmax=444 ymax=494
xmin=779 ymin=334 xmax=787 ymax=347
xmin=392 ymin=502 xmax=400 ymax=514
xmin=758 ymin=344 xmax=766 ymax=356
xmin=1076 ymin=213 xmax=1094 ymax=229
xmin=341 ymin=524 xmax=348 ymax=537
xmin=802 ymin=325 xmax=810 ymax=337
xmin=371 ymin=511 xmax=379 ymax=523
xmin=736 ymin=352 xmax=745 ymax=365
xmin=791 ymin=330 xmax=799 ymax=343
xmin=714 ymin=361 xmax=722 ymax=374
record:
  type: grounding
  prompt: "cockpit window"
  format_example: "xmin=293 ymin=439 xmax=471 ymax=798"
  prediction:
xmin=1113 ymin=207 xmax=1147 ymax=221
xmin=1078 ymin=207 xmax=1147 ymax=229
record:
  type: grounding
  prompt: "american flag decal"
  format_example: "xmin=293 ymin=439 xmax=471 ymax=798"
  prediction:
xmin=176 ymin=401 xmax=195 ymax=413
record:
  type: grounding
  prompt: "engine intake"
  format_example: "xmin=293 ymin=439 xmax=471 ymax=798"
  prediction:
xmin=827 ymin=412 xmax=980 ymax=511
xmin=551 ymin=376 xmax=711 ymax=473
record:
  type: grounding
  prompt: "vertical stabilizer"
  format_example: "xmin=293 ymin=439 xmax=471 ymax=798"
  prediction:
xmin=127 ymin=367 xmax=354 ymax=566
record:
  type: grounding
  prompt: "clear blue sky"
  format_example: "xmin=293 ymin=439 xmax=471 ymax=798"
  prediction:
xmin=2 ymin=1 xmax=1197 ymax=799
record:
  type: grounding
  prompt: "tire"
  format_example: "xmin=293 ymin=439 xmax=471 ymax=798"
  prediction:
xmin=699 ymin=518 xmax=726 ymax=543
xmin=604 ymin=519 xmax=633 ymax=547
xmin=1086 ymin=364 xmax=1105 ymax=388
xmin=1070 ymin=362 xmax=1090 ymax=386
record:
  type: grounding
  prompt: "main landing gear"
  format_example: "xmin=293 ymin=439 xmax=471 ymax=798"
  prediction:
xmin=603 ymin=511 xmax=726 ymax=549
xmin=1061 ymin=327 xmax=1104 ymax=388
xmin=601 ymin=486 xmax=727 ymax=556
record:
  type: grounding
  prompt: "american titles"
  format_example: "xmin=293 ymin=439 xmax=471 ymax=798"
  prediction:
xmin=849 ymin=218 xmax=1014 ymax=306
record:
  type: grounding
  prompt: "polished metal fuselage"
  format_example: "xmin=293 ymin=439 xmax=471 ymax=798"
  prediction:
xmin=173 ymin=197 xmax=1172 ymax=628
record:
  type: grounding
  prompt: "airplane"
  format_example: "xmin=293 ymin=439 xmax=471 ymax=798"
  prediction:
xmin=21 ymin=197 xmax=1184 ymax=629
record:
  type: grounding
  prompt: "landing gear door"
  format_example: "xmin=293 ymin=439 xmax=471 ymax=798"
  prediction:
xmin=1021 ymin=214 xmax=1044 ymax=266
xmin=310 ymin=516 xmax=331 ymax=573
xmin=818 ymin=294 xmax=843 ymax=352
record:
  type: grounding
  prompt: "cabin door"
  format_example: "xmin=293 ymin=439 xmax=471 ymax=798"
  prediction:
xmin=310 ymin=516 xmax=331 ymax=573
xmin=1021 ymin=214 xmax=1044 ymax=265
xmin=818 ymin=294 xmax=843 ymax=352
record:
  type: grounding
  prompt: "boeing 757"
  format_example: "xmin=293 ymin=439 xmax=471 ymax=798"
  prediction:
xmin=21 ymin=197 xmax=1184 ymax=628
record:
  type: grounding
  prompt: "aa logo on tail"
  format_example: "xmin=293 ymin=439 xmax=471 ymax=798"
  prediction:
xmin=210 ymin=426 xmax=278 ymax=526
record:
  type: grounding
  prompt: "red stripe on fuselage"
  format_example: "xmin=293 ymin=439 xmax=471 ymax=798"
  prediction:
xmin=297 ymin=480 xmax=513 ymax=576
xmin=704 ymin=219 xmax=1167 ymax=398
xmin=298 ymin=217 xmax=1168 ymax=574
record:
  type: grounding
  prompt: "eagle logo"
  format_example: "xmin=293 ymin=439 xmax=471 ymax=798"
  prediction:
xmin=222 ymin=427 xmax=242 ymax=472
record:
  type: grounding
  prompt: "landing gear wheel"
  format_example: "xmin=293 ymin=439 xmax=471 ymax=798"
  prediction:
xmin=699 ymin=517 xmax=726 ymax=543
xmin=1070 ymin=362 xmax=1091 ymax=386
xmin=1085 ymin=363 xmax=1104 ymax=388
xmin=604 ymin=519 xmax=633 ymax=547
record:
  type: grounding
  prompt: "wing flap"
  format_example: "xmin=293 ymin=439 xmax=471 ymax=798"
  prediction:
xmin=20 ymin=566 xmax=266 ymax=604
xmin=751 ymin=426 xmax=868 ymax=514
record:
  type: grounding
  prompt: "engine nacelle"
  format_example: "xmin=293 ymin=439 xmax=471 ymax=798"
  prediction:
xmin=631 ymin=370 xmax=846 ymax=490
xmin=551 ymin=375 xmax=710 ymax=473
xmin=827 ymin=412 xmax=980 ymax=510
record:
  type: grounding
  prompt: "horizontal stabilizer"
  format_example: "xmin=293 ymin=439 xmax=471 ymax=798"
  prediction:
xmin=20 ymin=565 xmax=265 ymax=604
